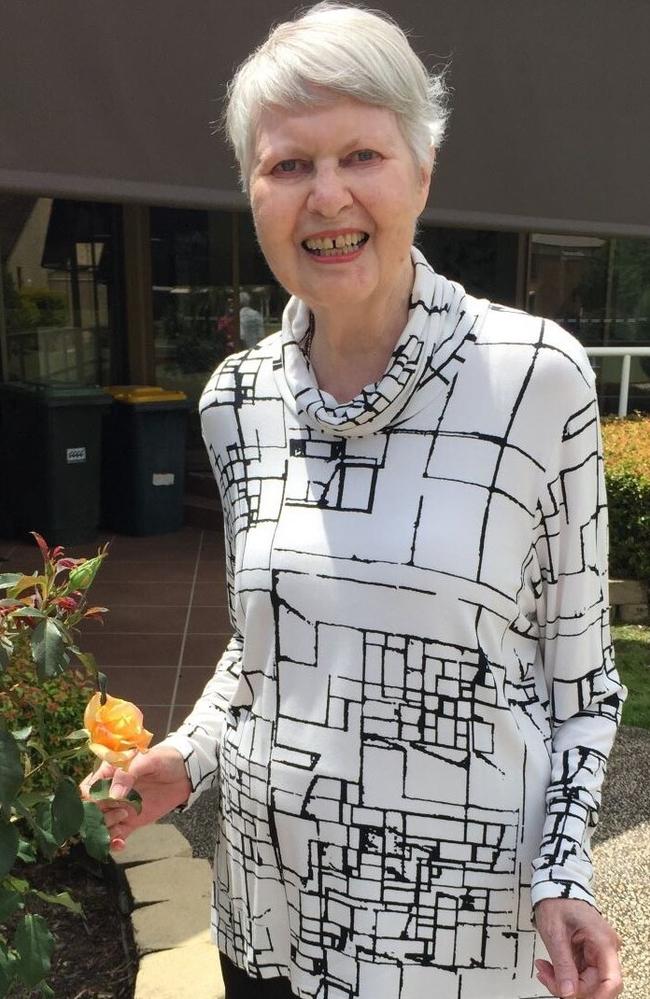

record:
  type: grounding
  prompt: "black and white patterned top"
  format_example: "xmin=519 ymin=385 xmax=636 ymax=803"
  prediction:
xmin=162 ymin=248 xmax=625 ymax=999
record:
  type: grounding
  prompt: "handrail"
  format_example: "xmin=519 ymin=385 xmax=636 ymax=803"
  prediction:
xmin=585 ymin=346 xmax=650 ymax=417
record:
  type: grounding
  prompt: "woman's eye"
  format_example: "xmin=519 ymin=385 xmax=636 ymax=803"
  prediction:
xmin=348 ymin=149 xmax=379 ymax=164
xmin=271 ymin=159 xmax=307 ymax=176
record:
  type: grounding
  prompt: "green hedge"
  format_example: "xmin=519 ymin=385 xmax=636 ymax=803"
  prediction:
xmin=602 ymin=414 xmax=650 ymax=583
xmin=0 ymin=658 xmax=94 ymax=789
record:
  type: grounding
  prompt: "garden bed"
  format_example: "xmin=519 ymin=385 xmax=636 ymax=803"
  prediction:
xmin=8 ymin=844 xmax=137 ymax=999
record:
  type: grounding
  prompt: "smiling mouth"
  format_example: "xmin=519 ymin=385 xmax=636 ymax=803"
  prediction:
xmin=301 ymin=232 xmax=369 ymax=257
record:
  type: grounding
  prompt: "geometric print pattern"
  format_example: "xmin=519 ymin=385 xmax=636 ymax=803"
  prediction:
xmin=163 ymin=250 xmax=625 ymax=999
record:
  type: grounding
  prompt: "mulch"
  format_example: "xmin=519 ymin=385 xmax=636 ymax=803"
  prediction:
xmin=8 ymin=844 xmax=137 ymax=999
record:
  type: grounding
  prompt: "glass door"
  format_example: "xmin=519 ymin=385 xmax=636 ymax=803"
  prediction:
xmin=150 ymin=206 xmax=286 ymax=474
xmin=0 ymin=196 xmax=124 ymax=386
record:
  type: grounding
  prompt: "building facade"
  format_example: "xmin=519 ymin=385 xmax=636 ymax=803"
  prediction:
xmin=1 ymin=1 xmax=649 ymax=494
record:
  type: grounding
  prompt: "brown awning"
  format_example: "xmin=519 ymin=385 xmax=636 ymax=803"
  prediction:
xmin=1 ymin=0 xmax=649 ymax=237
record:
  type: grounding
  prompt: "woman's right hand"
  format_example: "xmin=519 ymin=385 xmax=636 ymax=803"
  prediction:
xmin=79 ymin=745 xmax=191 ymax=851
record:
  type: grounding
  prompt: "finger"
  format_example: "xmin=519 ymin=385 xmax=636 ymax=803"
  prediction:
xmin=577 ymin=964 xmax=602 ymax=997
xmin=592 ymin=944 xmax=623 ymax=999
xmin=102 ymin=808 xmax=130 ymax=831
xmin=535 ymin=958 xmax=557 ymax=995
xmin=542 ymin=929 xmax=580 ymax=998
xmin=105 ymin=767 xmax=136 ymax=801
xmin=573 ymin=928 xmax=623 ymax=999
xmin=79 ymin=762 xmax=116 ymax=797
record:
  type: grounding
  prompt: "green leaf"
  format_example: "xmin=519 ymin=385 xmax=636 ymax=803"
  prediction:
xmin=88 ymin=778 xmax=143 ymax=816
xmin=16 ymin=838 xmax=37 ymax=863
xmin=31 ymin=618 xmax=65 ymax=681
xmin=5 ymin=874 xmax=29 ymax=892
xmin=30 ymin=888 xmax=82 ymax=915
xmin=0 ymin=942 xmax=18 ymax=997
xmin=64 ymin=728 xmax=90 ymax=743
xmin=11 ymin=607 xmax=48 ymax=620
xmin=0 ymin=821 xmax=19 ymax=878
xmin=10 ymin=726 xmax=32 ymax=743
xmin=0 ymin=574 xmax=21 ymax=590
xmin=32 ymin=803 xmax=57 ymax=862
xmin=0 ymin=730 xmax=23 ymax=808
xmin=0 ymin=882 xmax=23 ymax=921
xmin=8 ymin=575 xmax=46 ymax=597
xmin=72 ymin=648 xmax=97 ymax=672
xmin=51 ymin=778 xmax=84 ymax=844
xmin=0 ymin=641 xmax=11 ymax=672
xmin=79 ymin=801 xmax=109 ymax=862
xmin=16 ymin=791 xmax=48 ymax=809
xmin=14 ymin=914 xmax=54 ymax=987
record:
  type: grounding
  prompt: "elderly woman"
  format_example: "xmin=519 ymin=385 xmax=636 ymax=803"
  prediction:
xmin=83 ymin=4 xmax=626 ymax=998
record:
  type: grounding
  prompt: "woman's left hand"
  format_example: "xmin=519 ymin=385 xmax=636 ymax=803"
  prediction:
xmin=533 ymin=898 xmax=622 ymax=999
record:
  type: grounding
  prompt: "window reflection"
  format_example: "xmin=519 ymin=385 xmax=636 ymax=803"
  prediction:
xmin=150 ymin=207 xmax=286 ymax=475
xmin=151 ymin=207 xmax=285 ymax=405
xmin=529 ymin=234 xmax=650 ymax=413
xmin=416 ymin=225 xmax=519 ymax=305
xmin=0 ymin=196 xmax=122 ymax=385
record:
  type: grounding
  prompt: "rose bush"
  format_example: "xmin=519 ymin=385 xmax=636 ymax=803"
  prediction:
xmin=0 ymin=534 xmax=145 ymax=998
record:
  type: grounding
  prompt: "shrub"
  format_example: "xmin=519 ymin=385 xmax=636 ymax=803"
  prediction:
xmin=602 ymin=413 xmax=650 ymax=582
xmin=0 ymin=535 xmax=111 ymax=997
xmin=0 ymin=658 xmax=95 ymax=790
xmin=19 ymin=289 xmax=68 ymax=328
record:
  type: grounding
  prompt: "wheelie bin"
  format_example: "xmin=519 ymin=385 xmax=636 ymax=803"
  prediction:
xmin=101 ymin=385 xmax=189 ymax=535
xmin=0 ymin=381 xmax=111 ymax=545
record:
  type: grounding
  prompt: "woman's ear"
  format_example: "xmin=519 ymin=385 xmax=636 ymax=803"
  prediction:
xmin=417 ymin=150 xmax=435 ymax=212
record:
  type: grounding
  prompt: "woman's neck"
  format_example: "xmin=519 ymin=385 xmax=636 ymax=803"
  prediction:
xmin=306 ymin=260 xmax=414 ymax=403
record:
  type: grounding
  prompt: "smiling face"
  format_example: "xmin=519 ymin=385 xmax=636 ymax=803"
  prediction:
xmin=249 ymin=97 xmax=432 ymax=316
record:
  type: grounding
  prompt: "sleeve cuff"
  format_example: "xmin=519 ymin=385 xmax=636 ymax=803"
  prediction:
xmin=530 ymin=872 xmax=599 ymax=913
xmin=157 ymin=733 xmax=214 ymax=813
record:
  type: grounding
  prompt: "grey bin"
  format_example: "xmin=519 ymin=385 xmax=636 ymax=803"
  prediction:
xmin=101 ymin=386 xmax=190 ymax=536
xmin=0 ymin=381 xmax=111 ymax=546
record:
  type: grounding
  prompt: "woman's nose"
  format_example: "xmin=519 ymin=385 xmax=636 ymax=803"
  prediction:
xmin=306 ymin=165 xmax=353 ymax=217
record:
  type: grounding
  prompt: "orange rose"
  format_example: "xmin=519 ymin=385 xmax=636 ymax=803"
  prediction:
xmin=84 ymin=692 xmax=153 ymax=769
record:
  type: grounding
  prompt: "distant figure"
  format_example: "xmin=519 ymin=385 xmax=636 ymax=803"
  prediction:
xmin=238 ymin=291 xmax=265 ymax=348
xmin=215 ymin=296 xmax=237 ymax=352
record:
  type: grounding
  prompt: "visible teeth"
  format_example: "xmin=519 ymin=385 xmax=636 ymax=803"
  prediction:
xmin=304 ymin=232 xmax=367 ymax=253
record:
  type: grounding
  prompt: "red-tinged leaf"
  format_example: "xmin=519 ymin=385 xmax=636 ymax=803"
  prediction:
xmin=50 ymin=546 xmax=64 ymax=560
xmin=30 ymin=532 xmax=49 ymax=560
xmin=53 ymin=596 xmax=78 ymax=612
xmin=83 ymin=607 xmax=108 ymax=620
xmin=55 ymin=558 xmax=84 ymax=571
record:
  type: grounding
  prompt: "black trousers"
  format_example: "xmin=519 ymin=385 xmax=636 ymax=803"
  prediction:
xmin=219 ymin=952 xmax=296 ymax=999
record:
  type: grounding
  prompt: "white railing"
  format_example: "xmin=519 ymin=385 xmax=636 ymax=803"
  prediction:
xmin=585 ymin=346 xmax=650 ymax=417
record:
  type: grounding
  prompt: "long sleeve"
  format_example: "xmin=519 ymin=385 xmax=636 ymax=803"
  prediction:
xmin=158 ymin=397 xmax=243 ymax=810
xmin=529 ymin=354 xmax=626 ymax=908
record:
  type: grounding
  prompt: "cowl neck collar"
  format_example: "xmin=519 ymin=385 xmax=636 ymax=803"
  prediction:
xmin=273 ymin=247 xmax=488 ymax=438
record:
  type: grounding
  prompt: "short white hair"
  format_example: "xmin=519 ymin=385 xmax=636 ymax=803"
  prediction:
xmin=224 ymin=2 xmax=450 ymax=192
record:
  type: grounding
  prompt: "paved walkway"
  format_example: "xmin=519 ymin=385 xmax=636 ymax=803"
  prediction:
xmin=0 ymin=525 xmax=229 ymax=740
xmin=592 ymin=725 xmax=650 ymax=999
